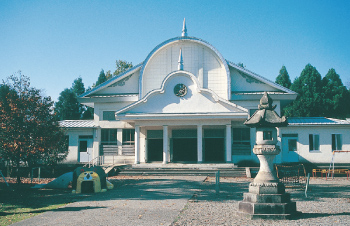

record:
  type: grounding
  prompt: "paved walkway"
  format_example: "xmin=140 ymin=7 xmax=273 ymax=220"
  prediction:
xmin=12 ymin=176 xmax=350 ymax=226
xmin=12 ymin=176 xmax=205 ymax=226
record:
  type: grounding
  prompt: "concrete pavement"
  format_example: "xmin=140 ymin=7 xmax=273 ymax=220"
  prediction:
xmin=12 ymin=176 xmax=206 ymax=226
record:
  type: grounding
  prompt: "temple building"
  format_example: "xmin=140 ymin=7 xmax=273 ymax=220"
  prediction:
xmin=60 ymin=20 xmax=350 ymax=167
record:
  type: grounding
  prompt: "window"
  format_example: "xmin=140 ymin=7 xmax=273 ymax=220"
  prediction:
xmin=263 ymin=131 xmax=273 ymax=140
xmin=79 ymin=140 xmax=87 ymax=153
xmin=309 ymin=134 xmax=320 ymax=151
xmin=232 ymin=128 xmax=251 ymax=155
xmin=103 ymin=111 xmax=116 ymax=121
xmin=288 ymin=139 xmax=297 ymax=152
xmin=332 ymin=134 xmax=342 ymax=151
xmin=122 ymin=129 xmax=135 ymax=145
xmin=282 ymin=134 xmax=298 ymax=152
xmin=101 ymin=129 xmax=118 ymax=145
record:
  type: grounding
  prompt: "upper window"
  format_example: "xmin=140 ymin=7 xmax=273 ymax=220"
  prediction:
xmin=309 ymin=134 xmax=320 ymax=151
xmin=101 ymin=129 xmax=118 ymax=145
xmin=123 ymin=129 xmax=135 ymax=145
xmin=103 ymin=111 xmax=116 ymax=121
xmin=332 ymin=134 xmax=342 ymax=151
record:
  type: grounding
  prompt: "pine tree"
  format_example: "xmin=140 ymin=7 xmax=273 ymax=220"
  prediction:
xmin=72 ymin=77 xmax=85 ymax=96
xmin=284 ymin=64 xmax=323 ymax=117
xmin=55 ymin=88 xmax=81 ymax=120
xmin=322 ymin=69 xmax=349 ymax=118
xmin=55 ymin=77 xmax=93 ymax=120
xmin=275 ymin=66 xmax=291 ymax=89
xmin=95 ymin=69 xmax=107 ymax=87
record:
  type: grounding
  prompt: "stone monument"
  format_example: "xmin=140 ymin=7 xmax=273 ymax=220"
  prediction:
xmin=237 ymin=92 xmax=299 ymax=219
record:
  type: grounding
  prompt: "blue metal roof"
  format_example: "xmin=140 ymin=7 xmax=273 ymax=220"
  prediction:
xmin=288 ymin=117 xmax=350 ymax=125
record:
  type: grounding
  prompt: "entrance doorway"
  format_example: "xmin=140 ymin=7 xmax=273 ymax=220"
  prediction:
xmin=147 ymin=130 xmax=163 ymax=162
xmin=282 ymin=134 xmax=299 ymax=163
xmin=203 ymin=129 xmax=225 ymax=162
xmin=171 ymin=129 xmax=197 ymax=162
xmin=79 ymin=136 xmax=93 ymax=163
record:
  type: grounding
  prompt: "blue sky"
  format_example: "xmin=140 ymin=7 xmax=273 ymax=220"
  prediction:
xmin=1 ymin=1 xmax=350 ymax=101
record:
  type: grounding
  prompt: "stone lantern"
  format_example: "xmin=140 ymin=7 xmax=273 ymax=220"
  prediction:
xmin=237 ymin=92 xmax=298 ymax=219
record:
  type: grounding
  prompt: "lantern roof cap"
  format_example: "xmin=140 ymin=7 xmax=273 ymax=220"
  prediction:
xmin=244 ymin=92 xmax=288 ymax=128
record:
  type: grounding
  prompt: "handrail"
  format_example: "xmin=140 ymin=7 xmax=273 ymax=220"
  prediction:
xmin=83 ymin=154 xmax=119 ymax=168
xmin=83 ymin=156 xmax=103 ymax=168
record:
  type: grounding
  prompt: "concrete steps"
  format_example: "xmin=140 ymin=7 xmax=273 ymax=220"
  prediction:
xmin=116 ymin=164 xmax=248 ymax=177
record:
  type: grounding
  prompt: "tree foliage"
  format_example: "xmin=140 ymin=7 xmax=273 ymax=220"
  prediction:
xmin=55 ymin=77 xmax=93 ymax=120
xmin=56 ymin=59 xmax=133 ymax=121
xmin=55 ymin=88 xmax=81 ymax=120
xmin=321 ymin=69 xmax=350 ymax=118
xmin=113 ymin=60 xmax=133 ymax=76
xmin=284 ymin=64 xmax=323 ymax=117
xmin=275 ymin=66 xmax=291 ymax=89
xmin=279 ymin=64 xmax=350 ymax=118
xmin=93 ymin=60 xmax=133 ymax=87
xmin=94 ymin=69 xmax=107 ymax=87
xmin=0 ymin=73 xmax=68 ymax=183
xmin=72 ymin=77 xmax=85 ymax=96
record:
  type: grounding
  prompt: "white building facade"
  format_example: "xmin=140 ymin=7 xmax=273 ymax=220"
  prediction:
xmin=60 ymin=22 xmax=350 ymax=166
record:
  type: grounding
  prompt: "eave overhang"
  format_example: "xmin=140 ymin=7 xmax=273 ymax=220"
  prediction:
xmin=231 ymin=92 xmax=297 ymax=101
xmin=79 ymin=63 xmax=143 ymax=98
xmin=227 ymin=61 xmax=297 ymax=95
xmin=79 ymin=94 xmax=139 ymax=107
xmin=117 ymin=112 xmax=248 ymax=122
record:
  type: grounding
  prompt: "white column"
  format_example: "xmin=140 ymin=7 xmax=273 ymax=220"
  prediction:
xmin=197 ymin=125 xmax=203 ymax=163
xmin=226 ymin=124 xmax=232 ymax=162
xmin=163 ymin=125 xmax=168 ymax=164
xmin=134 ymin=126 xmax=140 ymax=164
xmin=117 ymin=129 xmax=123 ymax=155
xmin=93 ymin=128 xmax=101 ymax=161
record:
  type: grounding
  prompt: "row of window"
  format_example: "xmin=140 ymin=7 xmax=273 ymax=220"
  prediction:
xmin=309 ymin=134 xmax=342 ymax=151
xmin=101 ymin=129 xmax=135 ymax=145
xmin=100 ymin=129 xmax=344 ymax=153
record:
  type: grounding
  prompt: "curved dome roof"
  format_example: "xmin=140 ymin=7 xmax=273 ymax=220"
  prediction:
xmin=139 ymin=36 xmax=231 ymax=100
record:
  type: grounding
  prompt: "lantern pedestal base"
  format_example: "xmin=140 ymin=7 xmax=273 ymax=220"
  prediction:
xmin=237 ymin=145 xmax=299 ymax=219
xmin=238 ymin=183 xmax=299 ymax=219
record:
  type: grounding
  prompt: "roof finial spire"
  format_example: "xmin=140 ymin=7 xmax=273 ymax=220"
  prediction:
xmin=182 ymin=18 xmax=187 ymax=37
xmin=178 ymin=48 xmax=184 ymax=70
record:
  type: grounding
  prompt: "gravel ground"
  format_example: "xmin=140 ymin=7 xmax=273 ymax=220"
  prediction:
xmin=10 ymin=175 xmax=350 ymax=226
xmin=172 ymin=177 xmax=350 ymax=226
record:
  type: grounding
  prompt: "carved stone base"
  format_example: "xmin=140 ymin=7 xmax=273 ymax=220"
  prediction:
xmin=238 ymin=183 xmax=299 ymax=219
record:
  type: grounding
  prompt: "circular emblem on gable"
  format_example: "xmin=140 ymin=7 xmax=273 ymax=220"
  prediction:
xmin=174 ymin=83 xmax=187 ymax=97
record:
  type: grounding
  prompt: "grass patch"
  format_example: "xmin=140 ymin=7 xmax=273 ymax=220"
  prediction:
xmin=0 ymin=182 xmax=91 ymax=226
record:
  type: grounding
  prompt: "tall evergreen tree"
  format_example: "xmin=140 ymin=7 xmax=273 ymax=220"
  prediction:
xmin=284 ymin=64 xmax=323 ymax=117
xmin=55 ymin=77 xmax=94 ymax=120
xmin=72 ymin=77 xmax=85 ymax=96
xmin=322 ymin=68 xmax=350 ymax=118
xmin=275 ymin=66 xmax=291 ymax=89
xmin=55 ymin=88 xmax=81 ymax=120
xmin=94 ymin=69 xmax=107 ymax=87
